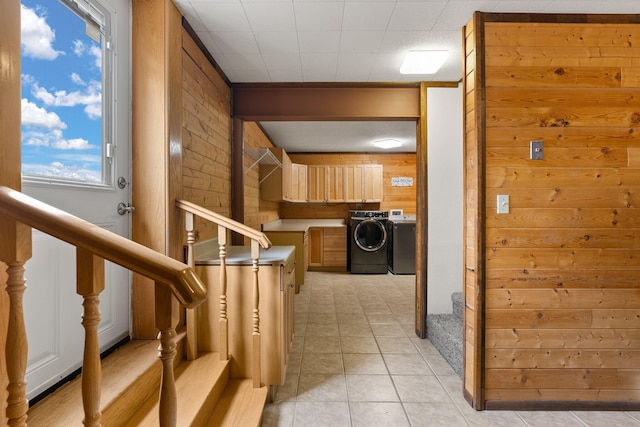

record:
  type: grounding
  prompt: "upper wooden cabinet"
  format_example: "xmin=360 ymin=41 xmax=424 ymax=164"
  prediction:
xmin=260 ymin=148 xmax=307 ymax=202
xmin=290 ymin=163 xmax=308 ymax=203
xmin=262 ymin=148 xmax=382 ymax=203
xmin=307 ymin=165 xmax=327 ymax=203
xmin=345 ymin=164 xmax=383 ymax=203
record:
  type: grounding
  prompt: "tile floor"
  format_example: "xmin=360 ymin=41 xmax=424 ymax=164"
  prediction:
xmin=262 ymin=271 xmax=640 ymax=427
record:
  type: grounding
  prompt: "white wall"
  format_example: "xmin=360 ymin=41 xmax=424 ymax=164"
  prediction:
xmin=427 ymin=85 xmax=463 ymax=314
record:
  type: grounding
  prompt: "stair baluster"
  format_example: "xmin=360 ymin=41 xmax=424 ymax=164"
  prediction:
xmin=219 ymin=224 xmax=229 ymax=361
xmin=185 ymin=212 xmax=197 ymax=361
xmin=155 ymin=283 xmax=180 ymax=426
xmin=251 ymin=240 xmax=261 ymax=388
xmin=76 ymin=249 xmax=105 ymax=426
xmin=5 ymin=261 xmax=29 ymax=427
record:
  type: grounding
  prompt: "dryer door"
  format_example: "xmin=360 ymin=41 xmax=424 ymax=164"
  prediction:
xmin=353 ymin=219 xmax=387 ymax=252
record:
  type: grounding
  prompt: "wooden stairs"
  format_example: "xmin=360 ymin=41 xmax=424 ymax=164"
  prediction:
xmin=27 ymin=340 xmax=269 ymax=426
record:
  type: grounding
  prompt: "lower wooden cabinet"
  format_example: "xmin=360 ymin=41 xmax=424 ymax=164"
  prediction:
xmin=264 ymin=230 xmax=308 ymax=292
xmin=195 ymin=249 xmax=295 ymax=387
xmin=308 ymin=227 xmax=347 ymax=271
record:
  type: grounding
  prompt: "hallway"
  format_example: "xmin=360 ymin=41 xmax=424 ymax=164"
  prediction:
xmin=262 ymin=271 xmax=640 ymax=426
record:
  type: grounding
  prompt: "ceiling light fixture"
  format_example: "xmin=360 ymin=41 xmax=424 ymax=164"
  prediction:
xmin=400 ymin=50 xmax=448 ymax=74
xmin=373 ymin=139 xmax=402 ymax=149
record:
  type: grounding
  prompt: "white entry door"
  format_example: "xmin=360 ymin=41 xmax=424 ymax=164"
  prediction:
xmin=20 ymin=0 xmax=132 ymax=399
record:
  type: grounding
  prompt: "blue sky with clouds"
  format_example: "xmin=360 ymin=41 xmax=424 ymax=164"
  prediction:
xmin=21 ymin=1 xmax=103 ymax=183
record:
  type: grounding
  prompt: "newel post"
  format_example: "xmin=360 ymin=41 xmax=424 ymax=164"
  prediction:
xmin=218 ymin=224 xmax=229 ymax=361
xmin=76 ymin=248 xmax=105 ymax=427
xmin=155 ymin=283 xmax=180 ymax=426
xmin=2 ymin=220 xmax=32 ymax=427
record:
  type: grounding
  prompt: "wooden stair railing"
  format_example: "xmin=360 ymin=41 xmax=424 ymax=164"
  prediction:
xmin=176 ymin=200 xmax=272 ymax=388
xmin=0 ymin=186 xmax=207 ymax=426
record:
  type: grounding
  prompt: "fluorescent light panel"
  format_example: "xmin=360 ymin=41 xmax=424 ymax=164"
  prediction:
xmin=400 ymin=50 xmax=448 ymax=74
xmin=373 ymin=139 xmax=402 ymax=149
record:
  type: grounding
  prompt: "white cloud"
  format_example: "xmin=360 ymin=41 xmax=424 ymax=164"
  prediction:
xmin=21 ymin=5 xmax=63 ymax=60
xmin=73 ymin=40 xmax=86 ymax=56
xmin=72 ymin=39 xmax=102 ymax=69
xmin=31 ymin=81 xmax=102 ymax=120
xmin=71 ymin=73 xmax=86 ymax=86
xmin=21 ymin=98 xmax=66 ymax=129
xmin=52 ymin=138 xmax=94 ymax=150
xmin=90 ymin=44 xmax=102 ymax=69
xmin=22 ymin=161 xmax=102 ymax=183
xmin=84 ymin=103 xmax=102 ymax=119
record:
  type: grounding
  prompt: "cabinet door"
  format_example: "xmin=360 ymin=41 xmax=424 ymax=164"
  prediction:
xmin=322 ymin=227 xmax=347 ymax=267
xmin=307 ymin=165 xmax=327 ymax=202
xmin=290 ymin=163 xmax=308 ymax=202
xmin=363 ymin=164 xmax=383 ymax=202
xmin=281 ymin=151 xmax=293 ymax=201
xmin=344 ymin=165 xmax=364 ymax=202
xmin=326 ymin=165 xmax=345 ymax=202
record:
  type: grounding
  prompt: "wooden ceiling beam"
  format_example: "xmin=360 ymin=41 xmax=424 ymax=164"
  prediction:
xmin=232 ymin=84 xmax=422 ymax=121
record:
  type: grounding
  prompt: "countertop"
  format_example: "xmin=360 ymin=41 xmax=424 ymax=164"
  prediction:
xmin=194 ymin=238 xmax=295 ymax=266
xmin=261 ymin=218 xmax=346 ymax=232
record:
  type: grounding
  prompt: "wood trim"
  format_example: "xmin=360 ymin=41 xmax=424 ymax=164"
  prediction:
xmin=176 ymin=199 xmax=272 ymax=249
xmin=485 ymin=400 xmax=640 ymax=411
xmin=473 ymin=11 xmax=487 ymax=410
xmin=232 ymin=84 xmax=422 ymax=120
xmin=473 ymin=12 xmax=640 ymax=24
xmin=0 ymin=186 xmax=206 ymax=308
xmin=232 ymin=118 xmax=245 ymax=246
xmin=414 ymin=83 xmax=428 ymax=338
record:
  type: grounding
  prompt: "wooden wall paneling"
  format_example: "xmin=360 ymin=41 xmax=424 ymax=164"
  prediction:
xmin=132 ymin=0 xmax=171 ymax=338
xmin=462 ymin=12 xmax=486 ymax=409
xmin=181 ymin=26 xmax=232 ymax=242
xmin=477 ymin=14 xmax=640 ymax=409
xmin=243 ymin=122 xmax=280 ymax=230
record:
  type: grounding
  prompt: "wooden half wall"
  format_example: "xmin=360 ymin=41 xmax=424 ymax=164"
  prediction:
xmin=463 ymin=12 xmax=640 ymax=410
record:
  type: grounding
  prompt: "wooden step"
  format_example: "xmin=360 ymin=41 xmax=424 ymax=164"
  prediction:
xmin=27 ymin=339 xmax=160 ymax=425
xmin=206 ymin=379 xmax=269 ymax=427
xmin=127 ymin=351 xmax=230 ymax=426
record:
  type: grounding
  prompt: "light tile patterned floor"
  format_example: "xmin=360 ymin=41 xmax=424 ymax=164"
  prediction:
xmin=262 ymin=271 xmax=640 ymax=427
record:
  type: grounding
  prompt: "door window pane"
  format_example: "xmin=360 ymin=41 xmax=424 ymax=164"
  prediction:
xmin=20 ymin=0 xmax=109 ymax=184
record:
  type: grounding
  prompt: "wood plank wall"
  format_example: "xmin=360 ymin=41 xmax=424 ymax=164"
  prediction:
xmin=182 ymin=29 xmax=232 ymax=241
xmin=462 ymin=16 xmax=483 ymax=409
xmin=244 ymin=122 xmax=280 ymax=231
xmin=468 ymin=14 xmax=640 ymax=409
xmin=283 ymin=153 xmax=417 ymax=219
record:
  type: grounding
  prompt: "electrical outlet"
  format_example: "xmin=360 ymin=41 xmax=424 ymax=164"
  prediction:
xmin=530 ymin=140 xmax=544 ymax=160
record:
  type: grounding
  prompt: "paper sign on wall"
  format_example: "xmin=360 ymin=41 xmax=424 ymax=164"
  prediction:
xmin=391 ymin=177 xmax=414 ymax=187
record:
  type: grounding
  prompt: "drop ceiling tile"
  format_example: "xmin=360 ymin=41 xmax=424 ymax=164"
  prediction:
xmin=195 ymin=31 xmax=222 ymax=55
xmin=233 ymin=68 xmax=272 ymax=82
xmin=298 ymin=31 xmax=341 ymax=53
xmin=342 ymin=2 xmax=396 ymax=31
xmin=242 ymin=2 xmax=296 ymax=32
xmin=494 ymin=0 xmax=554 ymax=12
xmin=262 ymin=53 xmax=302 ymax=70
xmin=432 ymin=0 xmax=501 ymax=31
xmin=387 ymin=2 xmax=447 ymax=31
xmin=294 ymin=2 xmax=345 ymax=31
xmin=268 ymin=67 xmax=304 ymax=82
xmin=379 ymin=31 xmax=434 ymax=53
xmin=221 ymin=52 xmax=267 ymax=70
xmin=175 ymin=2 xmax=208 ymax=32
xmin=254 ymin=31 xmax=300 ymax=54
xmin=339 ymin=31 xmax=386 ymax=53
xmin=301 ymin=53 xmax=338 ymax=81
xmin=336 ymin=53 xmax=376 ymax=81
xmin=209 ymin=31 xmax=259 ymax=54
xmin=191 ymin=3 xmax=251 ymax=32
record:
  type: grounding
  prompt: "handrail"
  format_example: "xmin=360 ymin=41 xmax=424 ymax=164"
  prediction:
xmin=176 ymin=199 xmax=272 ymax=249
xmin=0 ymin=186 xmax=207 ymax=308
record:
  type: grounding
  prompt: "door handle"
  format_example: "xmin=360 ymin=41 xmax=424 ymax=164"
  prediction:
xmin=117 ymin=202 xmax=135 ymax=215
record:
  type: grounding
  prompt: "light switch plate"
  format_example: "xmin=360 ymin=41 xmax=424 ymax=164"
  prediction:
xmin=530 ymin=140 xmax=544 ymax=160
xmin=497 ymin=195 xmax=509 ymax=214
